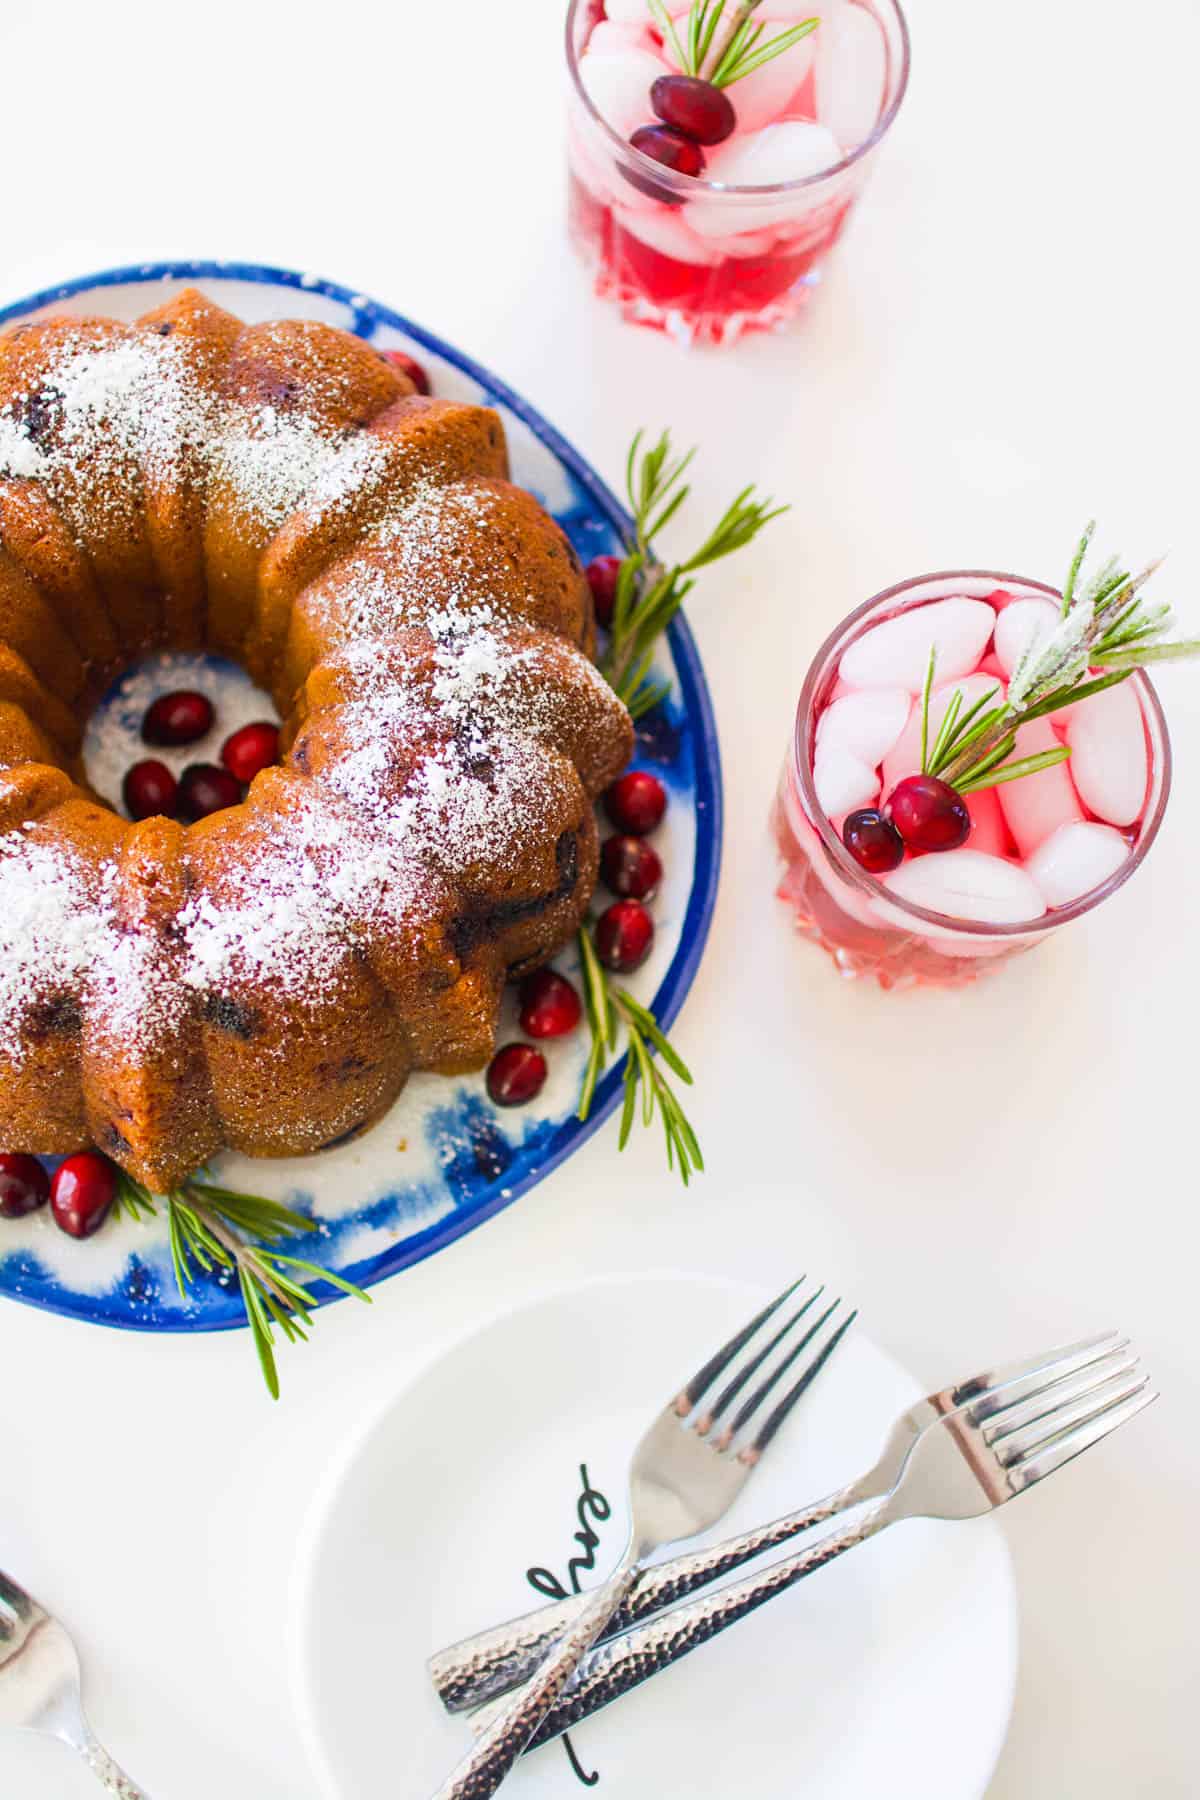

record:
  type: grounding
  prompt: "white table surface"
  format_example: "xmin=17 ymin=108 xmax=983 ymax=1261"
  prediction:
xmin=1 ymin=0 xmax=1196 ymax=1794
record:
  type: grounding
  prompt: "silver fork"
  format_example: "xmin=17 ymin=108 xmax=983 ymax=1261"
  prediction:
xmin=429 ymin=1277 xmax=855 ymax=1799
xmin=0 ymin=1570 xmax=149 ymax=1798
xmin=431 ymin=1329 xmax=1128 ymax=1713
xmin=470 ymin=1329 xmax=1156 ymax=1758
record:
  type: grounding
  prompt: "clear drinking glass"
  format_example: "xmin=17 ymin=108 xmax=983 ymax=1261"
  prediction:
xmin=565 ymin=0 xmax=911 ymax=346
xmin=772 ymin=572 xmax=1172 ymax=991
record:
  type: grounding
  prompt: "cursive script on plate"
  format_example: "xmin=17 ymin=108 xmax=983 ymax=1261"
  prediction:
xmin=525 ymin=1463 xmax=613 ymax=1788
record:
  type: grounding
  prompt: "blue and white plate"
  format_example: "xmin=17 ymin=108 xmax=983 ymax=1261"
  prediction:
xmin=0 ymin=262 xmax=722 ymax=1334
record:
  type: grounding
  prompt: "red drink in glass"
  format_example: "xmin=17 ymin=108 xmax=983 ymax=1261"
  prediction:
xmin=566 ymin=0 xmax=911 ymax=346
xmin=773 ymin=573 xmax=1171 ymax=990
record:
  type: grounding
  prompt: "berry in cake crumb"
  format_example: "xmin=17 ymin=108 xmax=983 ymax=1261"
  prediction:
xmin=630 ymin=124 xmax=707 ymax=180
xmin=487 ymin=1043 xmax=549 ymax=1106
xmin=123 ymin=759 xmax=179 ymax=822
xmin=606 ymin=769 xmax=667 ymax=835
xmin=585 ymin=553 xmax=623 ymax=628
xmin=382 ymin=348 xmax=432 ymax=395
xmin=651 ymin=75 xmax=737 ymax=145
xmin=222 ymin=721 xmax=280 ymax=785
xmin=142 ymin=689 xmax=214 ymax=748
xmin=601 ymin=833 xmax=663 ymax=900
xmin=841 ymin=808 xmax=905 ymax=874
xmin=518 ymin=969 xmax=583 ymax=1039
xmin=885 ymin=774 xmax=971 ymax=853
xmin=49 ymin=1151 xmax=117 ymax=1239
xmin=595 ymin=899 xmax=655 ymax=972
xmin=0 ymin=1153 xmax=50 ymax=1220
xmin=177 ymin=763 xmax=244 ymax=822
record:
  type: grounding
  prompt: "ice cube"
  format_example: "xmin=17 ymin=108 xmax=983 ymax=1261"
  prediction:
xmin=815 ymin=0 xmax=887 ymax=151
xmin=684 ymin=122 xmax=841 ymax=239
xmin=588 ymin=20 xmax=656 ymax=55
xmin=707 ymin=119 xmax=840 ymax=185
xmin=813 ymin=742 xmax=879 ymax=818
xmin=995 ymin=716 xmax=1083 ymax=858
xmin=816 ymin=686 xmax=910 ymax=767
xmin=880 ymin=673 xmax=1006 ymax=796
xmin=1066 ymin=680 xmax=1149 ymax=827
xmin=1026 ymin=821 xmax=1131 ymax=909
xmin=613 ymin=204 xmax=723 ymax=264
xmin=993 ymin=597 xmax=1061 ymax=680
xmin=840 ymin=599 xmax=995 ymax=695
xmin=579 ymin=45 xmax=674 ymax=140
xmin=883 ymin=849 xmax=1045 ymax=926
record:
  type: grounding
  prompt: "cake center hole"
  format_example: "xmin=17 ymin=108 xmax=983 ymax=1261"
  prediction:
xmin=82 ymin=651 xmax=280 ymax=818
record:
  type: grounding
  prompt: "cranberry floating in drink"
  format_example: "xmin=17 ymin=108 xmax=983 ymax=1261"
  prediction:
xmin=773 ymin=529 xmax=1199 ymax=989
xmin=567 ymin=0 xmax=910 ymax=345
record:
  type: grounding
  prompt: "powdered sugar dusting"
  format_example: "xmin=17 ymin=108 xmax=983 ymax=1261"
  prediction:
xmin=0 ymin=838 xmax=112 ymax=1057
xmin=177 ymin=787 xmax=431 ymax=1001
xmin=0 ymin=832 xmax=185 ymax=1065
xmin=208 ymin=402 xmax=383 ymax=533
xmin=0 ymin=328 xmax=383 ymax=544
xmin=0 ymin=412 xmax=42 ymax=479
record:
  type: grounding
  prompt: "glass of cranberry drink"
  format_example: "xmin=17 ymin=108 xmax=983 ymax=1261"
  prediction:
xmin=772 ymin=572 xmax=1173 ymax=990
xmin=566 ymin=0 xmax=911 ymax=346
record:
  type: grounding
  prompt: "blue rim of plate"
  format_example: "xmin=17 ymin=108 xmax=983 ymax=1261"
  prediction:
xmin=0 ymin=260 xmax=724 ymax=1333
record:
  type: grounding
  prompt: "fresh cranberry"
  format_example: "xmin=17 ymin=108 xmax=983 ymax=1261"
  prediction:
xmin=630 ymin=124 xmax=706 ymax=178
xmin=841 ymin=808 xmax=905 ymax=874
xmin=606 ymin=769 xmax=667 ymax=836
xmin=651 ymin=75 xmax=737 ymax=146
xmin=0 ymin=1154 xmax=50 ymax=1220
xmin=486 ymin=1044 xmax=548 ymax=1107
xmin=221 ymin=721 xmax=280 ymax=785
xmin=600 ymin=834 xmax=663 ymax=900
xmin=595 ymin=900 xmax=654 ymax=973
xmin=49 ymin=1151 xmax=117 ymax=1239
xmin=518 ymin=969 xmax=583 ymax=1039
xmin=123 ymin=759 xmax=179 ymax=822
xmin=177 ymin=763 xmax=243 ymax=822
xmin=382 ymin=347 xmax=431 ymax=396
xmin=585 ymin=554 xmax=623 ymax=628
xmin=142 ymin=690 xmax=213 ymax=748
xmin=885 ymin=775 xmax=971 ymax=853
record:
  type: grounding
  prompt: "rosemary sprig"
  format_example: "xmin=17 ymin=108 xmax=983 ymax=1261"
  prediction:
xmin=648 ymin=0 xmax=819 ymax=89
xmin=916 ymin=527 xmax=1200 ymax=798
xmin=117 ymin=1172 xmax=368 ymax=1398
xmin=576 ymin=925 xmax=703 ymax=1186
xmin=603 ymin=428 xmax=787 ymax=718
xmin=580 ymin=426 xmax=778 ymax=1179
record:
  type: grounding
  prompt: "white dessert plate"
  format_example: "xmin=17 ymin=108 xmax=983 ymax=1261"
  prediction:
xmin=290 ymin=1271 xmax=1019 ymax=1799
xmin=0 ymin=262 xmax=721 ymax=1336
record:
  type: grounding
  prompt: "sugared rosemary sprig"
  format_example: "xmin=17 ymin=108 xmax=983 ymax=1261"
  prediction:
xmin=649 ymin=0 xmax=818 ymax=89
xmin=116 ymin=1170 xmax=367 ymax=1398
xmin=918 ymin=525 xmax=1200 ymax=798
xmin=603 ymin=428 xmax=786 ymax=718
xmin=576 ymin=925 xmax=703 ymax=1186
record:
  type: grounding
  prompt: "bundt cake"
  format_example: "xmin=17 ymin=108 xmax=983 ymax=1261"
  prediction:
xmin=0 ymin=289 xmax=633 ymax=1193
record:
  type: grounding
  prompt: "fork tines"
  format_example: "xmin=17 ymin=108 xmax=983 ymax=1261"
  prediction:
xmin=676 ymin=1278 xmax=856 ymax=1465
xmin=973 ymin=1337 xmax=1157 ymax=1490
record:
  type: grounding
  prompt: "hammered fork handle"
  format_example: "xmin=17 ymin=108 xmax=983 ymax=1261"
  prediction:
xmin=431 ymin=1479 xmax=863 ymax=1714
xmin=431 ymin=1548 xmax=641 ymax=1799
xmin=495 ymin=1498 xmax=893 ymax=1756
xmin=83 ymin=1733 xmax=152 ymax=1800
